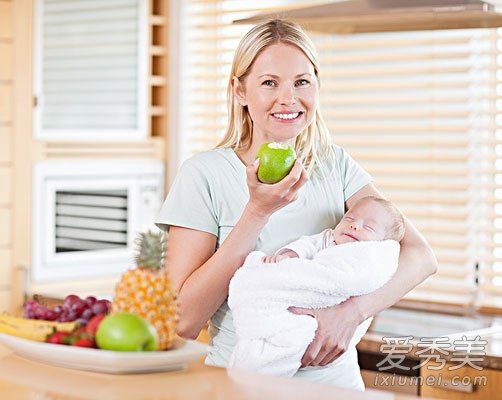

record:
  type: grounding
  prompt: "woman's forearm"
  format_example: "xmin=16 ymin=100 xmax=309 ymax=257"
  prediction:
xmin=175 ymin=204 xmax=269 ymax=338
xmin=173 ymin=161 xmax=308 ymax=339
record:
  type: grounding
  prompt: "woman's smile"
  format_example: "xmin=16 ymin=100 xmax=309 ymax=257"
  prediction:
xmin=271 ymin=111 xmax=304 ymax=123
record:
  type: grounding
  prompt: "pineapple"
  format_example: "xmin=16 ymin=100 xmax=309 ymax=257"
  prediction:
xmin=112 ymin=230 xmax=179 ymax=350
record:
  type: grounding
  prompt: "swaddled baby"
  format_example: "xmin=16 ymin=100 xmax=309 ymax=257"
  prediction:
xmin=228 ymin=196 xmax=405 ymax=378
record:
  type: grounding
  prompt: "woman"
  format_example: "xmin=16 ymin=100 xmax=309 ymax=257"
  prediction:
xmin=156 ymin=19 xmax=437 ymax=389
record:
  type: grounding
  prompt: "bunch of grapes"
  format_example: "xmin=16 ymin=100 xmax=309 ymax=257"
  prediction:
xmin=23 ymin=294 xmax=111 ymax=324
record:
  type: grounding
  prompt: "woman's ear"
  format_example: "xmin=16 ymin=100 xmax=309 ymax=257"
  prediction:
xmin=232 ymin=76 xmax=247 ymax=106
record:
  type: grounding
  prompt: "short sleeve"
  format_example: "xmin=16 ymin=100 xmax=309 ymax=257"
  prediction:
xmin=334 ymin=145 xmax=373 ymax=201
xmin=155 ymin=158 xmax=218 ymax=236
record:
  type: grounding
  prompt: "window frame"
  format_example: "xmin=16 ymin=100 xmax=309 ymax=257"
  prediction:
xmin=32 ymin=0 xmax=149 ymax=142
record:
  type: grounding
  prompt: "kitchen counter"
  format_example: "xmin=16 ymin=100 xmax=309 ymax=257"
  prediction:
xmin=358 ymin=308 xmax=502 ymax=370
xmin=0 ymin=343 xmax=423 ymax=400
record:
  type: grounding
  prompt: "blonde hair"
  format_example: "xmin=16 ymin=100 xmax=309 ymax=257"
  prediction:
xmin=216 ymin=19 xmax=332 ymax=177
xmin=360 ymin=196 xmax=406 ymax=242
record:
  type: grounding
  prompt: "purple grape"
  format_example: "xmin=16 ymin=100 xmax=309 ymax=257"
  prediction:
xmin=71 ymin=299 xmax=87 ymax=317
xmin=23 ymin=300 xmax=39 ymax=318
xmin=45 ymin=310 xmax=58 ymax=321
xmin=103 ymin=300 xmax=111 ymax=312
xmin=63 ymin=294 xmax=80 ymax=309
xmin=91 ymin=300 xmax=109 ymax=315
xmin=59 ymin=314 xmax=72 ymax=322
xmin=85 ymin=296 xmax=97 ymax=307
xmin=81 ymin=308 xmax=94 ymax=321
xmin=58 ymin=309 xmax=69 ymax=322
xmin=34 ymin=306 xmax=49 ymax=320
xmin=67 ymin=311 xmax=78 ymax=321
xmin=24 ymin=299 xmax=38 ymax=309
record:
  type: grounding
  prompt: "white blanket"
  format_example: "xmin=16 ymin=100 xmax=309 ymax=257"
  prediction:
xmin=228 ymin=240 xmax=400 ymax=377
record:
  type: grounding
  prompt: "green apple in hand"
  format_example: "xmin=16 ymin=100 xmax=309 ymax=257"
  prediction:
xmin=96 ymin=312 xmax=158 ymax=351
xmin=256 ymin=142 xmax=296 ymax=184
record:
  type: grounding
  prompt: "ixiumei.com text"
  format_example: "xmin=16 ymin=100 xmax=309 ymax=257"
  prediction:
xmin=373 ymin=373 xmax=488 ymax=388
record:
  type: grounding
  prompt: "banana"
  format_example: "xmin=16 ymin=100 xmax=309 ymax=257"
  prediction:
xmin=0 ymin=313 xmax=77 ymax=342
xmin=0 ymin=320 xmax=51 ymax=341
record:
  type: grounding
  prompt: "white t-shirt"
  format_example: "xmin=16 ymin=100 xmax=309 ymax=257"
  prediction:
xmin=156 ymin=145 xmax=373 ymax=388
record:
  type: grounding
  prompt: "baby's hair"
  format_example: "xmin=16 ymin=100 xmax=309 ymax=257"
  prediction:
xmin=359 ymin=196 xmax=405 ymax=242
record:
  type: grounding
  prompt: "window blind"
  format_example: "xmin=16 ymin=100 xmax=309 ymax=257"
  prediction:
xmin=313 ymin=28 xmax=495 ymax=308
xmin=34 ymin=0 xmax=148 ymax=141
xmin=178 ymin=0 xmax=502 ymax=312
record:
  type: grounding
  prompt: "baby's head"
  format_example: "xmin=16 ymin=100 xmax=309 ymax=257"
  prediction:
xmin=333 ymin=196 xmax=405 ymax=245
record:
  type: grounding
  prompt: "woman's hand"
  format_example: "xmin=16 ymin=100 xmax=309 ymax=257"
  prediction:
xmin=288 ymin=299 xmax=363 ymax=367
xmin=245 ymin=159 xmax=307 ymax=219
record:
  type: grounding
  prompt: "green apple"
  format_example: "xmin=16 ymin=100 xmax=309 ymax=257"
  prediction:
xmin=95 ymin=312 xmax=158 ymax=352
xmin=256 ymin=142 xmax=296 ymax=184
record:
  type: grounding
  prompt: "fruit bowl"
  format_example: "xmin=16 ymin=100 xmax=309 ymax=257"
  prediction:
xmin=0 ymin=333 xmax=208 ymax=374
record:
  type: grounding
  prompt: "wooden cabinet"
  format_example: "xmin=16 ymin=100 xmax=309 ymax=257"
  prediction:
xmin=0 ymin=0 xmax=171 ymax=312
xmin=420 ymin=363 xmax=502 ymax=399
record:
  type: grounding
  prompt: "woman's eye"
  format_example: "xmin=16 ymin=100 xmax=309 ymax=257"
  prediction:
xmin=296 ymin=79 xmax=309 ymax=86
xmin=364 ymin=225 xmax=375 ymax=232
xmin=344 ymin=216 xmax=353 ymax=221
xmin=262 ymin=80 xmax=276 ymax=87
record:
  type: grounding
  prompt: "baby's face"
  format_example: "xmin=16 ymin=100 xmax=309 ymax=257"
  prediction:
xmin=333 ymin=199 xmax=391 ymax=244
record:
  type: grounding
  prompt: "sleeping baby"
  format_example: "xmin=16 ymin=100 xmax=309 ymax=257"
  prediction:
xmin=228 ymin=196 xmax=405 ymax=378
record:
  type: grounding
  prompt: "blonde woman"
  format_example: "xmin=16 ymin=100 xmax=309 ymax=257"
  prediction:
xmin=156 ymin=19 xmax=437 ymax=389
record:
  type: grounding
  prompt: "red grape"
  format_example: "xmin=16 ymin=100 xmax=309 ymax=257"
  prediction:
xmin=85 ymin=296 xmax=97 ymax=306
xmin=63 ymin=294 xmax=80 ymax=309
xmin=71 ymin=299 xmax=87 ymax=317
xmin=22 ymin=294 xmax=110 ymax=323
xmin=81 ymin=308 xmax=94 ymax=321
xmin=91 ymin=300 xmax=109 ymax=315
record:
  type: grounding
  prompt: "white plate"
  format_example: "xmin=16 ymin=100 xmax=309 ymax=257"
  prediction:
xmin=0 ymin=333 xmax=208 ymax=374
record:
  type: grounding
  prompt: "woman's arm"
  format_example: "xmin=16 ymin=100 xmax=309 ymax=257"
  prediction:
xmin=345 ymin=183 xmax=438 ymax=317
xmin=292 ymin=183 xmax=438 ymax=367
xmin=167 ymin=160 xmax=307 ymax=339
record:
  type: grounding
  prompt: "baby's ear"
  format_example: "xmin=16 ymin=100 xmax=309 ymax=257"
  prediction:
xmin=232 ymin=77 xmax=247 ymax=106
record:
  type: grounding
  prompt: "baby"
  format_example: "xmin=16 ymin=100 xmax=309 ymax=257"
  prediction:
xmin=262 ymin=195 xmax=405 ymax=264
xmin=228 ymin=196 xmax=405 ymax=378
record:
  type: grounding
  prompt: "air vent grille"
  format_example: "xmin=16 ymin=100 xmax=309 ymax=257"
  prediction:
xmin=55 ymin=190 xmax=128 ymax=252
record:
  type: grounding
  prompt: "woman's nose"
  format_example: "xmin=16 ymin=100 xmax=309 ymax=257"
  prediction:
xmin=349 ymin=222 xmax=359 ymax=230
xmin=278 ymin=85 xmax=296 ymax=105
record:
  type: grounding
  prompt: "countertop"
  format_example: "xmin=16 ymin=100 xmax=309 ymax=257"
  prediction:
xmin=0 ymin=344 xmax=424 ymax=400
xmin=358 ymin=308 xmax=502 ymax=370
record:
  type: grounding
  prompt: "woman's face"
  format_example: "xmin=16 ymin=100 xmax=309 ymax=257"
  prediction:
xmin=235 ymin=43 xmax=319 ymax=145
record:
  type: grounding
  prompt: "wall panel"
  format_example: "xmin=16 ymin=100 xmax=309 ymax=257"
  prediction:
xmin=0 ymin=250 xmax=12 ymax=286
xmin=0 ymin=2 xmax=12 ymax=39
xmin=0 ymin=291 xmax=12 ymax=312
xmin=0 ymin=127 xmax=10 ymax=163
xmin=0 ymin=85 xmax=11 ymax=122
xmin=0 ymin=43 xmax=12 ymax=80
xmin=0 ymin=209 xmax=11 ymax=246
xmin=0 ymin=168 xmax=11 ymax=205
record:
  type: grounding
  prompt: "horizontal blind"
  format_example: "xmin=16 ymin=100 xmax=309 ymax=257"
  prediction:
xmin=477 ymin=30 xmax=502 ymax=312
xmin=313 ymin=28 xmax=497 ymax=308
xmin=179 ymin=1 xmax=502 ymax=311
xmin=35 ymin=0 xmax=147 ymax=139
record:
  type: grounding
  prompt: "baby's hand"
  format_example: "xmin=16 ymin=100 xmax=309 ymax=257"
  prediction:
xmin=261 ymin=254 xmax=289 ymax=264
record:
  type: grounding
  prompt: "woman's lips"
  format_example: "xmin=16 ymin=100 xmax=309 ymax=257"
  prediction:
xmin=271 ymin=111 xmax=303 ymax=122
